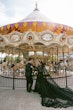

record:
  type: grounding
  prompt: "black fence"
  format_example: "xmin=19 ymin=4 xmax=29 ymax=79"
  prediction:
xmin=0 ymin=72 xmax=73 ymax=90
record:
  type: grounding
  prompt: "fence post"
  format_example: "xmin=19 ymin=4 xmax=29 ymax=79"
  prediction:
xmin=65 ymin=66 xmax=68 ymax=88
xmin=12 ymin=69 xmax=15 ymax=90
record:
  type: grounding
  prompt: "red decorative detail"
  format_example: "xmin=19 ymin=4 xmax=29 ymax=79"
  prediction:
xmin=28 ymin=36 xmax=33 ymax=40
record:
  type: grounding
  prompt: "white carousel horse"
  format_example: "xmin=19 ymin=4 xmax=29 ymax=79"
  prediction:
xmin=1 ymin=61 xmax=12 ymax=75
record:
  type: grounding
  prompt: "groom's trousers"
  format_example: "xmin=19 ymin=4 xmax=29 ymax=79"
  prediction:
xmin=26 ymin=76 xmax=33 ymax=92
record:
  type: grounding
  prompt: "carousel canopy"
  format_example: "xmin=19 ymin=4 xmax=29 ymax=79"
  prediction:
xmin=0 ymin=4 xmax=73 ymax=35
xmin=21 ymin=5 xmax=50 ymax=22
xmin=0 ymin=3 xmax=73 ymax=53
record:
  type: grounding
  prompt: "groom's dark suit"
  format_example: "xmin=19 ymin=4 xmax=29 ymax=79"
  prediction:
xmin=25 ymin=63 xmax=33 ymax=92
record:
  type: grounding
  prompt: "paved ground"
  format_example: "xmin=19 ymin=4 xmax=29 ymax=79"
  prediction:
xmin=0 ymin=88 xmax=73 ymax=110
xmin=0 ymin=70 xmax=73 ymax=110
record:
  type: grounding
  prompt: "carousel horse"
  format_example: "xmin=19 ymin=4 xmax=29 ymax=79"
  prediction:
xmin=1 ymin=60 xmax=12 ymax=75
xmin=11 ymin=60 xmax=25 ymax=76
xmin=2 ymin=61 xmax=8 ymax=70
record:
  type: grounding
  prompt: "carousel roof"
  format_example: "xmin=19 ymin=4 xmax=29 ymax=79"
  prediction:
xmin=0 ymin=4 xmax=73 ymax=53
xmin=0 ymin=4 xmax=73 ymax=35
xmin=21 ymin=6 xmax=50 ymax=22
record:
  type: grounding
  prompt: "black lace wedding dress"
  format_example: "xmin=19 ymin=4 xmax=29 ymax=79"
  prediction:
xmin=34 ymin=64 xmax=73 ymax=108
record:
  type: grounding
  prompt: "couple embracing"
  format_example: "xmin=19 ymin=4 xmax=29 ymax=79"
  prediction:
xmin=25 ymin=57 xmax=44 ymax=92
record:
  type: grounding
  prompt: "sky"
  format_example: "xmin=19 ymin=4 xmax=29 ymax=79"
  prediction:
xmin=0 ymin=0 xmax=73 ymax=27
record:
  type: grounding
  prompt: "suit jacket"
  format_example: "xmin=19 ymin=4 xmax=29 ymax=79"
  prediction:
xmin=25 ymin=63 xmax=33 ymax=77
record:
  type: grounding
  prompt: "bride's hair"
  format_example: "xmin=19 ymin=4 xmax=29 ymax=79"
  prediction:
xmin=40 ymin=61 xmax=45 ymax=67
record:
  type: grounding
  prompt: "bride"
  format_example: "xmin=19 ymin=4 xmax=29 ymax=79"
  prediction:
xmin=34 ymin=61 xmax=73 ymax=108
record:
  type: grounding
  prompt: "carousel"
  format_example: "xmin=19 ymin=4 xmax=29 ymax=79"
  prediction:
xmin=0 ymin=4 xmax=73 ymax=78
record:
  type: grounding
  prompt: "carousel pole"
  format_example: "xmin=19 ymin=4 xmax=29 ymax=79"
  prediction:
xmin=1 ymin=49 xmax=4 ymax=72
xmin=1 ymin=48 xmax=3 ymax=72
xmin=62 ymin=47 xmax=64 ymax=62
xmin=52 ymin=47 xmax=53 ymax=62
xmin=54 ymin=47 xmax=57 ymax=63
xmin=6 ymin=47 xmax=9 ymax=75
xmin=11 ymin=47 xmax=13 ymax=64
xmin=19 ymin=47 xmax=22 ymax=77
xmin=65 ymin=46 xmax=70 ymax=88
xmin=12 ymin=48 xmax=16 ymax=90
xmin=57 ymin=46 xmax=58 ymax=63
xmin=67 ymin=47 xmax=70 ymax=66
xmin=48 ymin=49 xmax=50 ymax=66
xmin=34 ymin=50 xmax=36 ymax=63
xmin=62 ymin=46 xmax=65 ymax=74
xmin=18 ymin=46 xmax=21 ymax=76
xmin=62 ymin=46 xmax=68 ymax=88
xmin=42 ymin=48 xmax=44 ymax=64
xmin=0 ymin=49 xmax=1 ymax=71
xmin=68 ymin=47 xmax=70 ymax=74
xmin=12 ymin=47 xmax=14 ymax=64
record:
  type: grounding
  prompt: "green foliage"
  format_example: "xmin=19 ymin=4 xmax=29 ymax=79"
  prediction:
xmin=6 ymin=56 xmax=14 ymax=62
xmin=15 ymin=56 xmax=21 ymax=63
xmin=4 ymin=56 xmax=21 ymax=63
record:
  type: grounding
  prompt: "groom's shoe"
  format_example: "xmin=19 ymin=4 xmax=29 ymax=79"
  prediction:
xmin=27 ymin=90 xmax=31 ymax=92
xmin=32 ymin=89 xmax=36 ymax=92
xmin=27 ymin=88 xmax=31 ymax=92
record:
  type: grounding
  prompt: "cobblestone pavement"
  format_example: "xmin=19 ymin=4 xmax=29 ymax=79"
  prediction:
xmin=0 ymin=88 xmax=73 ymax=110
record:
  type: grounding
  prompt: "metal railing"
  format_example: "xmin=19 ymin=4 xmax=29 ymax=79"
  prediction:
xmin=0 ymin=65 xmax=73 ymax=89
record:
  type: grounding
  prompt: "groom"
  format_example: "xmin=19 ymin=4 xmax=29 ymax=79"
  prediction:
xmin=25 ymin=58 xmax=34 ymax=92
